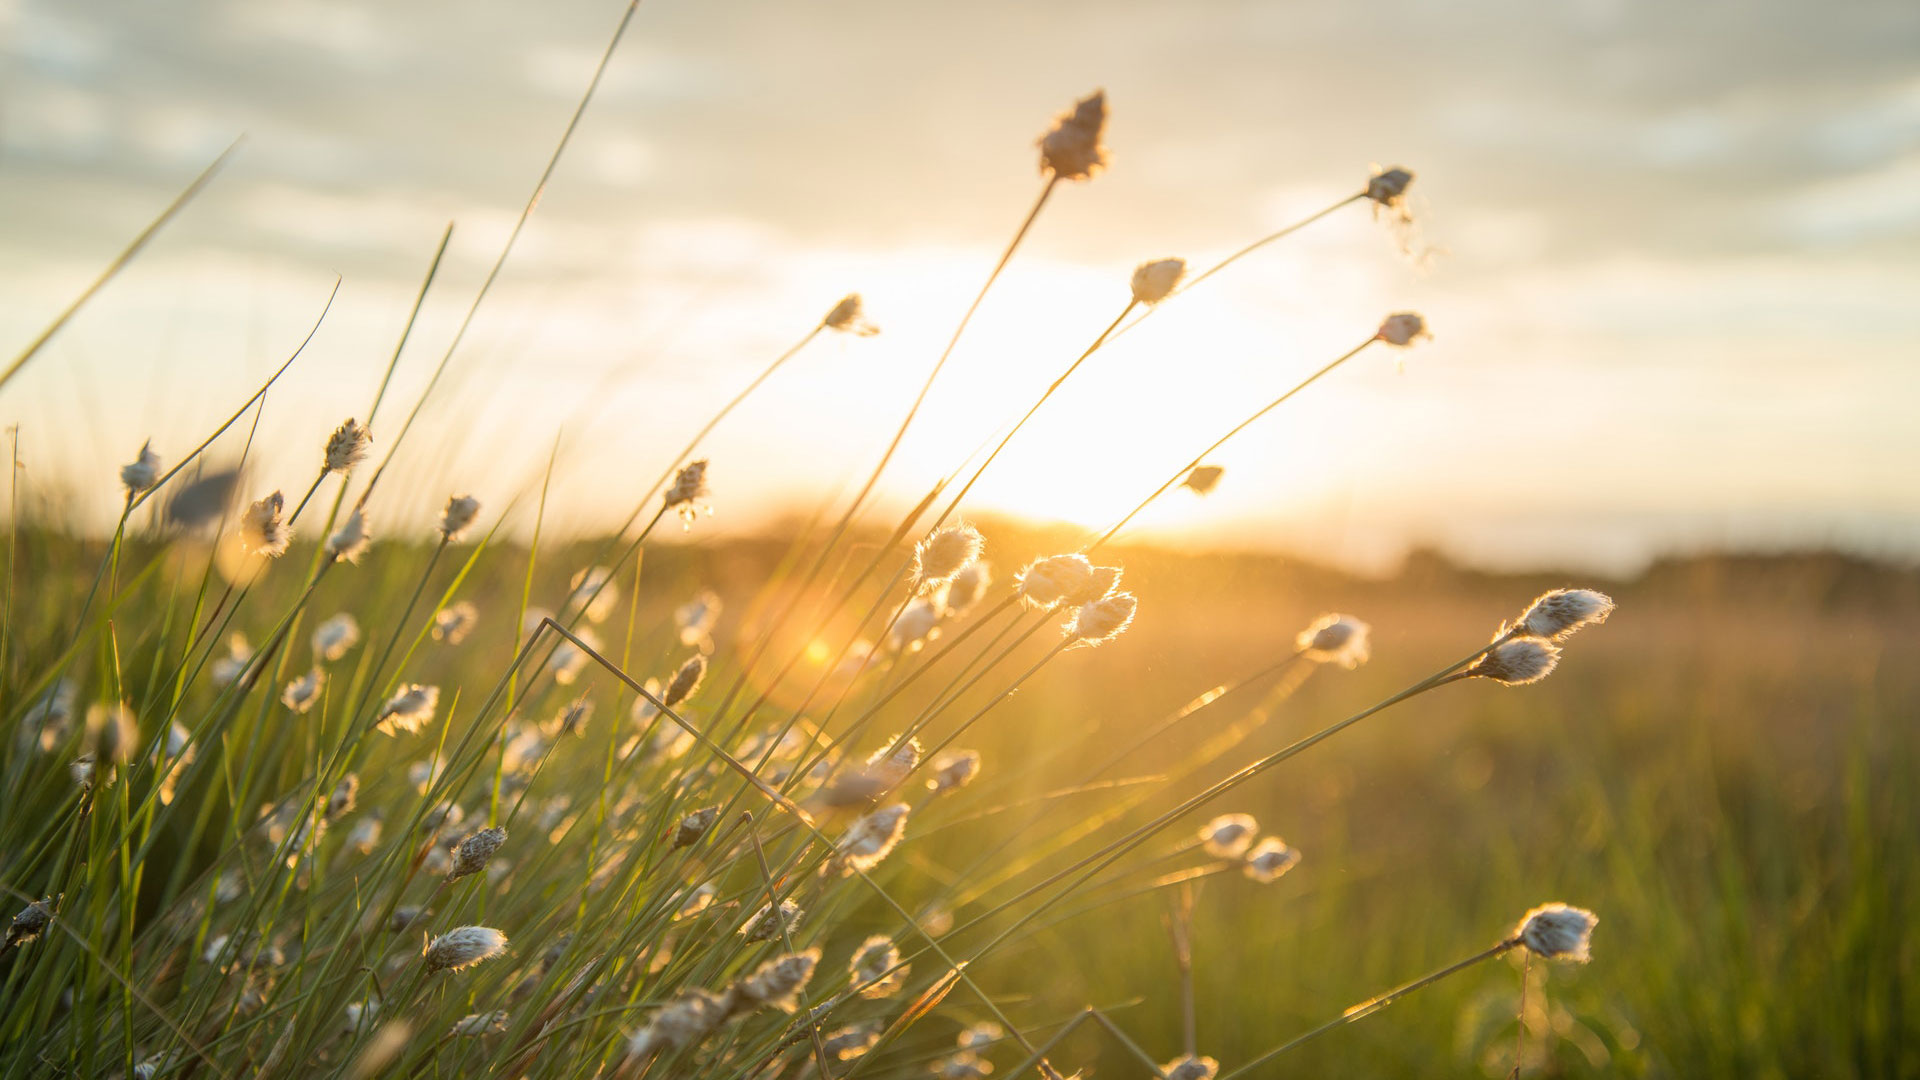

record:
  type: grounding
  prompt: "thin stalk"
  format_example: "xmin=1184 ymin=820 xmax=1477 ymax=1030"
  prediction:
xmin=1088 ymin=335 xmax=1377 ymax=552
xmin=1216 ymin=939 xmax=1520 ymax=1079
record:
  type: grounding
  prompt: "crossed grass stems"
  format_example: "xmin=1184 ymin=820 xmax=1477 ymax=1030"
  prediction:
xmin=0 ymin=8 xmax=1593 ymax=1078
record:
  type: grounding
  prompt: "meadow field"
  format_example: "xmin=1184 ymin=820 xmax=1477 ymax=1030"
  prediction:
xmin=3 ymin=7 xmax=1915 ymax=1075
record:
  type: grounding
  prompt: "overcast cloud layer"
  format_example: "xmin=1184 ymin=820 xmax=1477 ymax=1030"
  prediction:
xmin=3 ymin=0 xmax=1916 ymax=572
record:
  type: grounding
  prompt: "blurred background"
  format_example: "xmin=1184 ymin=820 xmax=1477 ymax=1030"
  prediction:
xmin=3 ymin=0 xmax=1917 ymax=572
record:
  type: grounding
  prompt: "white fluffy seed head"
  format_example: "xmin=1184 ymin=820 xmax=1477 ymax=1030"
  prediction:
xmin=324 ymin=418 xmax=373 ymax=473
xmin=210 ymin=634 xmax=252 ymax=687
xmin=1516 ymin=903 xmax=1597 ymax=962
xmin=376 ymin=684 xmax=439 ymax=735
xmin=929 ymin=749 xmax=981 ymax=792
xmin=439 ymin=494 xmax=480 ymax=541
xmin=120 ymin=441 xmax=161 ymax=496
xmin=663 ymin=653 xmax=706 ymax=708
xmin=422 ymin=925 xmax=507 ymax=972
xmin=568 ymin=565 xmax=620 ymax=624
xmin=449 ymin=1011 xmax=508 ymax=1037
xmin=1039 ymin=90 xmax=1108 ymax=181
xmin=664 ymin=460 xmax=711 ymax=526
xmin=325 ymin=508 xmax=371 ymax=563
xmin=240 ymin=491 xmax=291 ymax=558
xmin=1067 ymin=591 xmax=1137 ymax=646
xmin=1376 ymin=312 xmax=1430 ymax=347
xmin=735 ymin=949 xmax=820 ymax=1012
xmin=888 ymin=597 xmax=942 ymax=653
xmin=675 ymin=589 xmax=723 ymax=645
xmin=1017 ymin=553 xmax=1097 ymax=608
xmin=1468 ymin=637 xmax=1560 ymax=685
xmin=1512 ymin=589 xmax=1615 ymax=641
xmin=327 ymin=773 xmax=359 ymax=820
xmin=916 ymin=524 xmax=984 ymax=587
xmin=837 ymin=803 xmax=910 ymax=874
xmin=86 ymin=703 xmax=138 ymax=766
xmin=824 ymin=293 xmax=879 ymax=336
xmin=445 ymin=826 xmax=506 ymax=883
xmin=432 ymin=602 xmax=477 ymax=645
xmin=944 ymin=562 xmax=992 ymax=616
xmin=312 ymin=612 xmax=360 ymax=661
xmin=1198 ymin=813 xmax=1258 ymax=858
xmin=865 ymin=736 xmax=922 ymax=788
xmin=1296 ymin=613 xmax=1372 ymax=668
xmin=1242 ymin=836 xmax=1300 ymax=883
xmin=1129 ymin=258 xmax=1186 ymax=305
xmin=626 ymin=987 xmax=728 ymax=1057
xmin=672 ymin=805 xmax=719 ymax=850
xmin=281 ymin=668 xmax=324 ymax=713
xmin=1163 ymin=1056 xmax=1219 ymax=1080
xmin=849 ymin=935 xmax=907 ymax=997
xmin=740 ymin=898 xmax=804 ymax=942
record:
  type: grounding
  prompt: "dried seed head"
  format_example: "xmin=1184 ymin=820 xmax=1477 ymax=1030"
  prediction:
xmin=439 ymin=494 xmax=481 ymax=541
xmin=888 ymin=596 xmax=942 ymax=653
xmin=626 ymin=987 xmax=728 ymax=1057
xmin=432 ymin=601 xmax=478 ymax=644
xmin=240 ymin=491 xmax=291 ymax=558
xmin=824 ymin=293 xmax=879 ymax=336
xmin=1511 ymin=589 xmax=1615 ymax=641
xmin=281 ymin=668 xmax=324 ymax=713
xmin=5 ymin=897 xmax=54 ymax=949
xmin=937 ymin=1055 xmax=996 ymax=1080
xmin=674 ymin=882 xmax=716 ymax=920
xmin=663 ymin=654 xmax=707 ymax=708
xmin=325 ymin=508 xmax=371 ymax=563
xmin=1182 ymin=465 xmax=1224 ymax=495
xmin=945 ymin=561 xmax=992 ymax=616
xmin=1130 ymin=257 xmax=1186 ymax=305
xmin=1198 ymin=813 xmax=1258 ymax=858
xmin=672 ymin=806 xmax=719 ymax=850
xmin=929 ymin=749 xmax=981 ymax=792
xmin=865 ymin=736 xmax=922 ymax=788
xmin=1039 ymin=89 xmax=1108 ymax=181
xmin=1242 ymin=837 xmax=1300 ymax=883
xmin=1067 ymin=591 xmax=1137 ymax=646
xmin=1465 ymin=637 xmax=1560 ymax=686
xmin=958 ymin=1022 xmax=1003 ymax=1052
xmin=664 ymin=459 xmax=711 ymax=526
xmin=450 ymin=1011 xmax=508 ymax=1037
xmin=120 ymin=441 xmax=161 ymax=496
xmin=376 ymin=684 xmax=440 ymax=735
xmin=1365 ymin=166 xmax=1415 ymax=207
xmin=324 ymin=418 xmax=372 ymax=473
xmin=1017 ymin=553 xmax=1097 ymax=608
xmin=165 ymin=469 xmax=240 ymax=529
xmin=313 ymin=613 xmax=361 ymax=661
xmin=734 ymin=948 xmax=820 ymax=1012
xmin=446 ymin=826 xmax=507 ymax=883
xmin=823 ymin=1022 xmax=883 ymax=1061
xmin=568 ymin=565 xmax=620 ymax=624
xmin=675 ymin=589 xmax=723 ymax=645
xmin=1296 ymin=613 xmax=1372 ymax=668
xmin=849 ymin=935 xmax=908 ymax=997
xmin=1376 ymin=312 xmax=1430 ymax=347
xmin=422 ymin=925 xmax=508 ymax=972
xmin=210 ymin=634 xmax=252 ymax=687
xmin=86 ymin=703 xmax=138 ymax=766
xmin=1516 ymin=903 xmax=1597 ymax=962
xmin=837 ymin=803 xmax=910 ymax=874
xmin=1162 ymin=1056 xmax=1219 ymax=1080
xmin=916 ymin=524 xmax=984 ymax=587
xmin=386 ymin=905 xmax=427 ymax=933
xmin=327 ymin=773 xmax=359 ymax=820
xmin=740 ymin=898 xmax=804 ymax=942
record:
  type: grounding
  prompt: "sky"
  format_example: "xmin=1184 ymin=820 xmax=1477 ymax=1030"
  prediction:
xmin=2 ymin=0 xmax=1916 ymax=574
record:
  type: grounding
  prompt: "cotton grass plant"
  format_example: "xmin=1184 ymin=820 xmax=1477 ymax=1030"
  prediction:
xmin=0 ymin=14 xmax=1626 ymax=1079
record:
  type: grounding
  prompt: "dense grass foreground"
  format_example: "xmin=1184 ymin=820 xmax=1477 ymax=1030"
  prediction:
xmin=0 ymin=510 xmax=1911 ymax=1078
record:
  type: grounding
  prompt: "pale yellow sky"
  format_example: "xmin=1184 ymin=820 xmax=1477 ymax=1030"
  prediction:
xmin=2 ymin=0 xmax=1916 ymax=573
